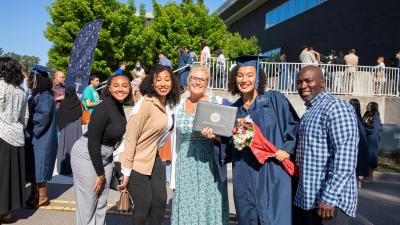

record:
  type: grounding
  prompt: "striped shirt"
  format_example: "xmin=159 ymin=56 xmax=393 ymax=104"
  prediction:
xmin=294 ymin=91 xmax=359 ymax=217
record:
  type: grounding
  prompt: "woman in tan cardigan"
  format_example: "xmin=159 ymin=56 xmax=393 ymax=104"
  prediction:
xmin=119 ymin=64 xmax=180 ymax=225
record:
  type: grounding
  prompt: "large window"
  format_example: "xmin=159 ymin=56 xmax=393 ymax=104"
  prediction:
xmin=265 ymin=0 xmax=327 ymax=29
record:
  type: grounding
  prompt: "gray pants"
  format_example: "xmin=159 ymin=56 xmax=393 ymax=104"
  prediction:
xmin=71 ymin=137 xmax=114 ymax=225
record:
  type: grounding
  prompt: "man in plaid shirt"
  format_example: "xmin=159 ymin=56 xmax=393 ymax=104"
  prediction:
xmin=294 ymin=66 xmax=359 ymax=225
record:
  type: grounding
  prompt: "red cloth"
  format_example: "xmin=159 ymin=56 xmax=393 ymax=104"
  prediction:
xmin=250 ymin=123 xmax=296 ymax=176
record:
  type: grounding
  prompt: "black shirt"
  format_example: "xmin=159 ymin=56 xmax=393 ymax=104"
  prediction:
xmin=84 ymin=96 xmax=127 ymax=176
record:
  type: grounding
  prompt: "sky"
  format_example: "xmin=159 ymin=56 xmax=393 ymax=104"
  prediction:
xmin=0 ymin=0 xmax=224 ymax=65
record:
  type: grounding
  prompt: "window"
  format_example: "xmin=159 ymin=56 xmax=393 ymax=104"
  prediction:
xmin=265 ymin=0 xmax=327 ymax=29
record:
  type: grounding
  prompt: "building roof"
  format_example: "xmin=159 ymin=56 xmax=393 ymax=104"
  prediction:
xmin=216 ymin=0 xmax=270 ymax=26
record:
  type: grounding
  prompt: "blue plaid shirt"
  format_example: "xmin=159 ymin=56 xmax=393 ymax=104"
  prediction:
xmin=294 ymin=91 xmax=359 ymax=217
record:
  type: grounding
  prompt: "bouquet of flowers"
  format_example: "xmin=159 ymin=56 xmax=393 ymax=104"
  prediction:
xmin=232 ymin=116 xmax=296 ymax=176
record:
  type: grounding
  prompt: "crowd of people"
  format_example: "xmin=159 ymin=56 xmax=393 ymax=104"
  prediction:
xmin=0 ymin=44 xmax=387 ymax=225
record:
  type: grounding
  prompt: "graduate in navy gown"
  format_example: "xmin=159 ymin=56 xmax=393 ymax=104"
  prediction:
xmin=202 ymin=55 xmax=300 ymax=225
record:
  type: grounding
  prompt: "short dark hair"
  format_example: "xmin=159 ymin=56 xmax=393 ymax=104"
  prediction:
xmin=350 ymin=48 xmax=356 ymax=54
xmin=228 ymin=65 xmax=266 ymax=96
xmin=89 ymin=75 xmax=99 ymax=82
xmin=349 ymin=98 xmax=361 ymax=118
xmin=119 ymin=62 xmax=126 ymax=66
xmin=0 ymin=57 xmax=24 ymax=86
xmin=102 ymin=75 xmax=132 ymax=105
xmin=139 ymin=64 xmax=180 ymax=107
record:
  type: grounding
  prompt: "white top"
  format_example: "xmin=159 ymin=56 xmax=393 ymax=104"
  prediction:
xmin=0 ymin=79 xmax=29 ymax=147
xmin=217 ymin=54 xmax=226 ymax=66
xmin=201 ymin=46 xmax=211 ymax=64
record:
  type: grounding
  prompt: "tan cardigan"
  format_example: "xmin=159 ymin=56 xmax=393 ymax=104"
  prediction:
xmin=120 ymin=96 xmax=168 ymax=175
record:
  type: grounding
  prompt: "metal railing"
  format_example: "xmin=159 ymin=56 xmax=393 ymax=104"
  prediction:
xmin=195 ymin=57 xmax=400 ymax=97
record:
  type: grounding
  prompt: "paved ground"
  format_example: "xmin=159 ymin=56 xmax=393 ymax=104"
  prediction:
xmin=6 ymin=170 xmax=400 ymax=225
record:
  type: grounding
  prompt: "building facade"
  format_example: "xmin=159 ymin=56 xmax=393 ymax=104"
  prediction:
xmin=217 ymin=0 xmax=400 ymax=66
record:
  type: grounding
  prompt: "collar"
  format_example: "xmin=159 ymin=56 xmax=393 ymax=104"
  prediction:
xmin=304 ymin=91 xmax=329 ymax=109
xmin=145 ymin=96 xmax=167 ymax=113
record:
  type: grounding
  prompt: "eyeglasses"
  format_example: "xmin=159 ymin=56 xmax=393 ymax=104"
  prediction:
xmin=189 ymin=76 xmax=207 ymax=83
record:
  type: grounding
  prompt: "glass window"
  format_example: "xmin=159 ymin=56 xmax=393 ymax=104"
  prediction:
xmin=297 ymin=0 xmax=306 ymax=14
xmin=288 ymin=0 xmax=296 ymax=18
xmin=269 ymin=9 xmax=277 ymax=26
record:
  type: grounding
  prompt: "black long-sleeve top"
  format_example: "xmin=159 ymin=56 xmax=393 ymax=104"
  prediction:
xmin=84 ymin=96 xmax=127 ymax=176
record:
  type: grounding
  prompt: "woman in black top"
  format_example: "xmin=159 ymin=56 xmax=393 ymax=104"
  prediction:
xmin=71 ymin=75 xmax=131 ymax=225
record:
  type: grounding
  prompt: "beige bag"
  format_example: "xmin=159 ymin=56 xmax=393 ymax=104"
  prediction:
xmin=117 ymin=189 xmax=133 ymax=211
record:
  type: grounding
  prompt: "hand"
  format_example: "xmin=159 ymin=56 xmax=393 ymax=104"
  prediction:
xmin=274 ymin=150 xmax=290 ymax=162
xmin=118 ymin=176 xmax=130 ymax=190
xmin=201 ymin=127 xmax=221 ymax=142
xmin=317 ymin=203 xmax=335 ymax=219
xmin=93 ymin=175 xmax=105 ymax=195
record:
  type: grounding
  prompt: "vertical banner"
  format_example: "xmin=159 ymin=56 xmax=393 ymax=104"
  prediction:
xmin=65 ymin=19 xmax=103 ymax=94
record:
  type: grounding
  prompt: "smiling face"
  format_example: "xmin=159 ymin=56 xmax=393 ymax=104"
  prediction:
xmin=297 ymin=66 xmax=325 ymax=101
xmin=109 ymin=76 xmax=130 ymax=102
xmin=236 ymin=65 xmax=257 ymax=95
xmin=188 ymin=69 xmax=208 ymax=96
xmin=153 ymin=70 xmax=172 ymax=98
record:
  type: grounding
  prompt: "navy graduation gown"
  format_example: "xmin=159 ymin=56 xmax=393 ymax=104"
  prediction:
xmin=365 ymin=116 xmax=381 ymax=169
xmin=355 ymin=115 xmax=369 ymax=177
xmin=215 ymin=91 xmax=299 ymax=225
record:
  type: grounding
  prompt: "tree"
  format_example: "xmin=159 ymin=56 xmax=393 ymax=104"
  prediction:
xmin=45 ymin=0 xmax=145 ymax=77
xmin=0 ymin=49 xmax=40 ymax=65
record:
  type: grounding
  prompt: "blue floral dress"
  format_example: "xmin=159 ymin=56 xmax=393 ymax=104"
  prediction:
xmin=171 ymin=103 xmax=229 ymax=225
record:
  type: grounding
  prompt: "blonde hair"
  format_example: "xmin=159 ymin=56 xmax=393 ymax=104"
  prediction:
xmin=189 ymin=65 xmax=210 ymax=81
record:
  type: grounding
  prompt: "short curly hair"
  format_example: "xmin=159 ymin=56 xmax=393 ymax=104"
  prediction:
xmin=228 ymin=65 xmax=266 ymax=96
xmin=139 ymin=64 xmax=180 ymax=107
xmin=0 ymin=57 xmax=24 ymax=86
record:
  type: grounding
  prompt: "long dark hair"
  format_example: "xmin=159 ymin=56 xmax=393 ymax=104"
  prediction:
xmin=32 ymin=73 xmax=53 ymax=96
xmin=349 ymin=98 xmax=361 ymax=118
xmin=0 ymin=57 xmax=24 ymax=86
xmin=139 ymin=64 xmax=180 ymax=107
xmin=228 ymin=65 xmax=267 ymax=96
xmin=102 ymin=74 xmax=133 ymax=105
xmin=363 ymin=101 xmax=380 ymax=125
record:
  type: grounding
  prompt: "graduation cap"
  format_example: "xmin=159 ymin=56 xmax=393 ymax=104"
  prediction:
xmin=236 ymin=55 xmax=267 ymax=88
xmin=30 ymin=65 xmax=53 ymax=89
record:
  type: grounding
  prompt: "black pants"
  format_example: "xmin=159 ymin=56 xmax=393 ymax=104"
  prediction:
xmin=128 ymin=156 xmax=167 ymax=225
xmin=294 ymin=206 xmax=350 ymax=225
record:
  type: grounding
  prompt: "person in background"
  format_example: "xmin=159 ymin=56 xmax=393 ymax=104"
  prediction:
xmin=0 ymin=57 xmax=29 ymax=223
xmin=71 ymin=74 xmax=132 ymax=225
xmin=344 ymin=48 xmax=358 ymax=93
xmin=396 ymin=51 xmax=400 ymax=96
xmin=215 ymin=48 xmax=226 ymax=88
xmin=299 ymin=45 xmax=314 ymax=65
xmin=188 ymin=48 xmax=198 ymax=63
xmin=170 ymin=65 xmax=230 ymax=225
xmin=308 ymin=47 xmax=320 ymax=64
xmin=56 ymin=86 xmax=82 ymax=176
xmin=115 ymin=62 xmax=126 ymax=75
xmin=159 ymin=53 xmax=172 ymax=69
xmin=200 ymin=40 xmax=210 ymax=66
xmin=20 ymin=64 xmax=31 ymax=98
xmin=119 ymin=64 xmax=180 ymax=225
xmin=131 ymin=61 xmax=146 ymax=102
xmin=295 ymin=66 xmax=358 ymax=225
xmin=362 ymin=102 xmax=382 ymax=182
xmin=25 ymin=72 xmax=58 ymax=208
xmin=177 ymin=46 xmax=192 ymax=91
xmin=373 ymin=56 xmax=386 ymax=94
xmin=52 ymin=71 xmax=65 ymax=110
xmin=203 ymin=55 xmax=299 ymax=225
xmin=349 ymin=99 xmax=369 ymax=187
xmin=82 ymin=75 xmax=101 ymax=114
xmin=130 ymin=60 xmax=146 ymax=80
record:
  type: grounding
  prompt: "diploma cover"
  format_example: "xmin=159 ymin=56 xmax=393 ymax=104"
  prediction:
xmin=193 ymin=101 xmax=237 ymax=137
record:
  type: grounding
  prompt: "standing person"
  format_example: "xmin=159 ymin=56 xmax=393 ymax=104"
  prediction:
xmin=52 ymin=71 xmax=65 ymax=110
xmin=396 ymin=51 xmax=400 ymax=96
xmin=20 ymin=64 xmax=31 ymax=98
xmin=344 ymin=48 xmax=358 ymax=93
xmin=0 ymin=57 xmax=29 ymax=223
xmin=203 ymin=55 xmax=299 ymax=225
xmin=349 ymin=99 xmax=369 ymax=186
xmin=200 ymin=40 xmax=210 ymax=66
xmin=188 ymin=48 xmax=198 ymax=63
xmin=71 ymin=74 xmax=132 ymax=225
xmin=279 ymin=53 xmax=289 ymax=91
xmin=56 ymin=86 xmax=82 ymax=176
xmin=130 ymin=61 xmax=146 ymax=102
xmin=170 ymin=65 xmax=230 ymax=225
xmin=159 ymin=53 xmax=172 ymax=69
xmin=177 ymin=46 xmax=192 ymax=91
xmin=82 ymin=75 xmax=101 ymax=114
xmin=299 ymin=45 xmax=314 ymax=65
xmin=294 ymin=66 xmax=359 ymax=225
xmin=373 ymin=56 xmax=386 ymax=94
xmin=362 ymin=102 xmax=382 ymax=182
xmin=118 ymin=64 xmax=180 ymax=225
xmin=114 ymin=62 xmax=126 ymax=75
xmin=25 ymin=72 xmax=58 ymax=208
xmin=216 ymin=48 xmax=226 ymax=88
xmin=130 ymin=61 xmax=146 ymax=80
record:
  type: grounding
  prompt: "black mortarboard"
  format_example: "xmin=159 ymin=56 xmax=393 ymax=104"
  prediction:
xmin=236 ymin=55 xmax=267 ymax=87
